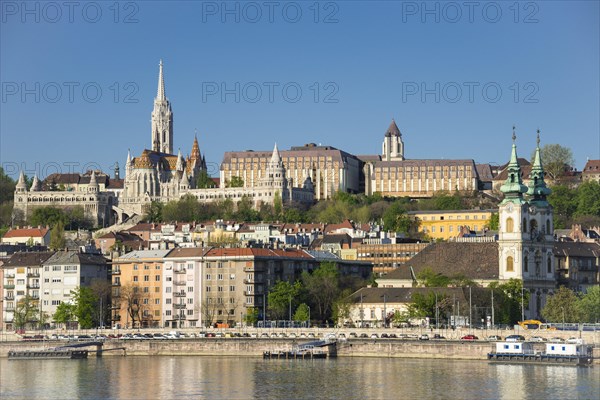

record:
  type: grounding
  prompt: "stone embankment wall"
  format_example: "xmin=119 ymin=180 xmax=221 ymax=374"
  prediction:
xmin=1 ymin=339 xmax=598 ymax=362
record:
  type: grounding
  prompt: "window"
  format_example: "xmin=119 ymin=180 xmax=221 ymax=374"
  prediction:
xmin=166 ymin=287 xmax=172 ymax=293
xmin=166 ymin=310 xmax=172 ymax=316
xmin=133 ymin=264 xmax=138 ymax=270
xmin=52 ymin=266 xmax=61 ymax=271
xmin=506 ymin=256 xmax=514 ymax=272
xmin=143 ymin=287 xmax=149 ymax=293
xmin=187 ymin=298 xmax=194 ymax=304
xmin=64 ymin=265 xmax=77 ymax=272
xmin=187 ymin=286 xmax=193 ymax=292
xmin=143 ymin=298 xmax=149 ymax=304
xmin=52 ymin=277 xmax=61 ymax=283
xmin=431 ymin=226 xmax=436 ymax=233
xmin=44 ymin=266 xmax=49 ymax=271
xmin=156 ymin=265 xmax=161 ymax=270
xmin=133 ymin=276 xmax=138 ymax=282
xmin=440 ymin=227 xmax=444 ymax=233
xmin=166 ymin=276 xmax=172 ymax=282
xmin=144 ymin=275 xmax=150 ymax=282
xmin=206 ymin=262 xmax=212 ymax=269
xmin=230 ymin=274 xmax=235 ymax=279
xmin=187 ymin=263 xmax=193 ymax=270
xmin=154 ymin=275 xmax=160 ymax=281
xmin=449 ymin=226 xmax=453 ymax=232
xmin=218 ymin=274 xmax=223 ymax=280
xmin=154 ymin=310 xmax=160 ymax=317
xmin=522 ymin=218 xmax=527 ymax=232
xmin=546 ymin=219 xmax=551 ymax=234
xmin=524 ymin=255 xmax=528 ymax=273
xmin=506 ymin=218 xmax=514 ymax=232
xmin=230 ymin=286 xmax=235 ymax=292
xmin=144 ymin=265 xmax=150 ymax=270
xmin=187 ymin=309 xmax=193 ymax=316
xmin=547 ymin=257 xmax=552 ymax=273
xmin=155 ymin=287 xmax=160 ymax=293
xmin=218 ymin=286 xmax=223 ymax=292
xmin=206 ymin=274 xmax=211 ymax=280
xmin=51 ymin=300 xmax=62 ymax=305
xmin=166 ymin=299 xmax=172 ymax=304
xmin=155 ymin=299 xmax=160 ymax=305
xmin=206 ymin=287 xmax=211 ymax=292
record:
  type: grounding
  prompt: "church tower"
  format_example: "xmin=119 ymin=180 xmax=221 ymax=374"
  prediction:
xmin=151 ymin=60 xmax=174 ymax=154
xmin=382 ymin=119 xmax=404 ymax=161
xmin=498 ymin=128 xmax=555 ymax=319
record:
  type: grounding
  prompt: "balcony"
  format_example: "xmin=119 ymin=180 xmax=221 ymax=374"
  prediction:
xmin=4 ymin=296 xmax=15 ymax=301
xmin=112 ymin=269 xmax=121 ymax=275
xmin=174 ymin=269 xmax=186 ymax=274
xmin=112 ymin=281 xmax=121 ymax=286
xmin=27 ymin=272 xmax=40 ymax=278
xmin=31 ymin=294 xmax=40 ymax=300
xmin=27 ymin=284 xmax=40 ymax=289
xmin=5 ymin=273 xmax=15 ymax=279
xmin=5 ymin=306 xmax=15 ymax=312
xmin=243 ymin=278 xmax=255 ymax=284
xmin=174 ymin=281 xmax=186 ymax=286
xmin=173 ymin=292 xmax=186 ymax=297
xmin=3 ymin=284 xmax=15 ymax=289
xmin=173 ymin=304 xmax=186 ymax=309
xmin=243 ymin=267 xmax=256 ymax=272
xmin=244 ymin=291 xmax=261 ymax=296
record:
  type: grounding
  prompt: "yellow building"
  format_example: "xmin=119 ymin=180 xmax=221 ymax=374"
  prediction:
xmin=409 ymin=210 xmax=494 ymax=241
xmin=111 ymin=249 xmax=171 ymax=329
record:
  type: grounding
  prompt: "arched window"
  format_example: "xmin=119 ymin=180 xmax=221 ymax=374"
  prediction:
xmin=547 ymin=256 xmax=552 ymax=274
xmin=523 ymin=254 xmax=528 ymax=273
xmin=530 ymin=219 xmax=537 ymax=233
xmin=546 ymin=219 xmax=551 ymax=235
xmin=506 ymin=218 xmax=514 ymax=233
xmin=506 ymin=256 xmax=514 ymax=272
xmin=522 ymin=218 xmax=527 ymax=232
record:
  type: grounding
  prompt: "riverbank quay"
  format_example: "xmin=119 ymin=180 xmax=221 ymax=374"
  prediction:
xmin=1 ymin=338 xmax=598 ymax=362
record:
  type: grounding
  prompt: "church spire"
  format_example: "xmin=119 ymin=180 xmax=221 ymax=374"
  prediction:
xmin=270 ymin=143 xmax=282 ymax=166
xmin=500 ymin=126 xmax=528 ymax=204
xmin=151 ymin=60 xmax=174 ymax=154
xmin=157 ymin=59 xmax=166 ymax=101
xmin=16 ymin=171 xmax=27 ymax=192
xmin=527 ymin=129 xmax=551 ymax=205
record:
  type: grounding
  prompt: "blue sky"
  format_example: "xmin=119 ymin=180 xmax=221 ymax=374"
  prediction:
xmin=1 ymin=1 xmax=599 ymax=179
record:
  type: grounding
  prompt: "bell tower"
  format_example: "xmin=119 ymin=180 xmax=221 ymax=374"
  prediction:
xmin=151 ymin=60 xmax=174 ymax=154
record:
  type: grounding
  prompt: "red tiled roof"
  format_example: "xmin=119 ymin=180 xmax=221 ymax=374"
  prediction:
xmin=583 ymin=160 xmax=600 ymax=173
xmin=3 ymin=228 xmax=50 ymax=238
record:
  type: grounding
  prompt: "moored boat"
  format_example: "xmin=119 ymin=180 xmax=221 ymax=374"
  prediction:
xmin=487 ymin=340 xmax=593 ymax=367
xmin=8 ymin=349 xmax=88 ymax=360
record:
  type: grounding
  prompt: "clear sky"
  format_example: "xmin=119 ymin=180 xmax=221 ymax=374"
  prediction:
xmin=1 ymin=1 xmax=599 ymax=179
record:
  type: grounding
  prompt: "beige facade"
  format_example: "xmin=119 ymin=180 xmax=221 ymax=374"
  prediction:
xmin=356 ymin=242 xmax=429 ymax=275
xmin=409 ymin=210 xmax=494 ymax=240
xmin=221 ymin=144 xmax=362 ymax=200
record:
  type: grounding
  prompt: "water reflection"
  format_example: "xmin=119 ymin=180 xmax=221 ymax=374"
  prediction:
xmin=1 ymin=357 xmax=598 ymax=400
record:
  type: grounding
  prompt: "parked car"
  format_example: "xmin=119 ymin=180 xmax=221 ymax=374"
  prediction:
xmin=433 ymin=334 xmax=446 ymax=340
xmin=359 ymin=333 xmax=369 ymax=338
xmin=349 ymin=332 xmax=358 ymax=338
xmin=418 ymin=334 xmax=429 ymax=341
xmin=566 ymin=337 xmax=582 ymax=344
xmin=550 ymin=337 xmax=565 ymax=343
xmin=505 ymin=335 xmax=525 ymax=342
xmin=370 ymin=333 xmax=379 ymax=339
xmin=380 ymin=333 xmax=389 ymax=338
xmin=529 ymin=336 xmax=546 ymax=342
xmin=487 ymin=335 xmax=503 ymax=341
xmin=460 ymin=334 xmax=479 ymax=341
xmin=388 ymin=333 xmax=397 ymax=338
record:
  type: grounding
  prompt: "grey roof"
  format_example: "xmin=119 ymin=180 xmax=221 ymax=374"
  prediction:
xmin=553 ymin=242 xmax=600 ymax=258
xmin=381 ymin=242 xmax=499 ymax=281
xmin=305 ymin=250 xmax=340 ymax=260
xmin=3 ymin=251 xmax=55 ymax=267
xmin=44 ymin=250 xmax=107 ymax=266
xmin=221 ymin=146 xmax=361 ymax=167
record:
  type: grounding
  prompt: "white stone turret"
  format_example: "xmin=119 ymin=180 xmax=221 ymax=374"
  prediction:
xmin=16 ymin=171 xmax=27 ymax=193
xmin=176 ymin=149 xmax=184 ymax=171
xmin=88 ymin=171 xmax=99 ymax=193
xmin=30 ymin=174 xmax=41 ymax=192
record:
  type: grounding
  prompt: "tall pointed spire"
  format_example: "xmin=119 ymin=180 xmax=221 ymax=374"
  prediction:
xmin=500 ymin=126 xmax=528 ymax=204
xmin=30 ymin=174 xmax=41 ymax=192
xmin=157 ymin=59 xmax=166 ymax=101
xmin=151 ymin=59 xmax=173 ymax=154
xmin=16 ymin=171 xmax=27 ymax=192
xmin=385 ymin=119 xmax=401 ymax=137
xmin=527 ymin=129 xmax=551 ymax=204
xmin=270 ymin=143 xmax=281 ymax=165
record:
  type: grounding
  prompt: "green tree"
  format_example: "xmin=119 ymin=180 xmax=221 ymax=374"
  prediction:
xmin=196 ymin=170 xmax=216 ymax=188
xmin=30 ymin=206 xmax=68 ymax=227
xmin=382 ymin=200 xmax=413 ymax=232
xmin=532 ymin=144 xmax=574 ymax=180
xmin=226 ymin=176 xmax=244 ymax=188
xmin=578 ymin=286 xmax=600 ymax=323
xmin=244 ymin=307 xmax=260 ymax=326
xmin=71 ymin=286 xmax=99 ymax=329
xmin=489 ymin=279 xmax=529 ymax=325
xmin=14 ymin=295 xmax=38 ymax=330
xmin=301 ymin=262 xmax=340 ymax=323
xmin=268 ymin=280 xmax=302 ymax=320
xmin=542 ymin=286 xmax=582 ymax=323
xmin=49 ymin=221 xmax=66 ymax=250
xmin=486 ymin=213 xmax=499 ymax=230
xmin=236 ymin=196 xmax=259 ymax=221
xmin=417 ymin=268 xmax=451 ymax=287
xmin=53 ymin=302 xmax=76 ymax=328
xmin=143 ymin=201 xmax=164 ymax=223
xmin=293 ymin=303 xmax=310 ymax=322
xmin=273 ymin=191 xmax=283 ymax=219
xmin=575 ymin=181 xmax=600 ymax=217
xmin=0 ymin=167 xmax=16 ymax=204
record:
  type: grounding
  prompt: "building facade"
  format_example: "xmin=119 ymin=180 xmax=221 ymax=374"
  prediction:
xmin=363 ymin=120 xmax=479 ymax=198
xmin=408 ymin=210 xmax=494 ymax=240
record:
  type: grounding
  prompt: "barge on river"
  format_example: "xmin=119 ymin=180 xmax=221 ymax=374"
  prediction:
xmin=8 ymin=349 xmax=88 ymax=360
xmin=488 ymin=341 xmax=593 ymax=367
xmin=264 ymin=343 xmax=328 ymax=360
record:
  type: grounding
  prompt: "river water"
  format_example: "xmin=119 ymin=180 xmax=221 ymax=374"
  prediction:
xmin=1 ymin=356 xmax=598 ymax=399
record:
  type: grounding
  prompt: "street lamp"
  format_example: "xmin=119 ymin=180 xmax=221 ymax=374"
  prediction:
xmin=521 ymin=285 xmax=525 ymax=322
xmin=381 ymin=294 xmax=387 ymax=328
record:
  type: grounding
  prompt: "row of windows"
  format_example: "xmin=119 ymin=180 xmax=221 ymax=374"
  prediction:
xmin=505 ymin=218 xmax=551 ymax=234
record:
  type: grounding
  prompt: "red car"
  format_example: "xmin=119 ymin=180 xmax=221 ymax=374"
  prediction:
xmin=460 ymin=334 xmax=478 ymax=341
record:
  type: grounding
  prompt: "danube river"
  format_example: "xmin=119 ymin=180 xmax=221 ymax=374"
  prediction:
xmin=1 ymin=356 xmax=598 ymax=399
